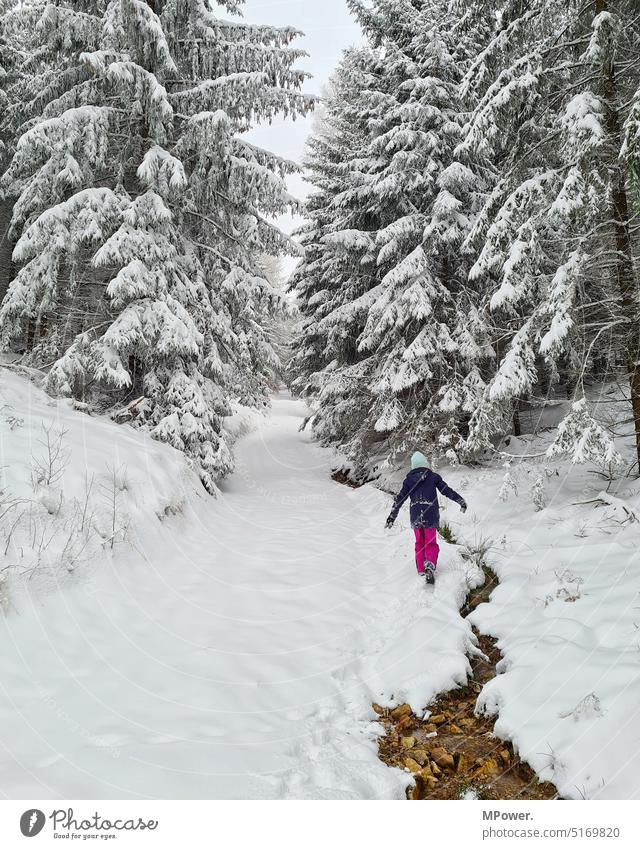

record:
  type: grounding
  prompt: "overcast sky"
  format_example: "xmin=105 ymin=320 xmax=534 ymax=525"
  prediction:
xmin=241 ymin=0 xmax=363 ymax=243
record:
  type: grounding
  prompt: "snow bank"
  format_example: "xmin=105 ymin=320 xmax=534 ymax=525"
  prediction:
xmin=0 ymin=366 xmax=202 ymax=602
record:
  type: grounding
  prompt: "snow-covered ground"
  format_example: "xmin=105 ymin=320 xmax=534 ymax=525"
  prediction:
xmin=0 ymin=369 xmax=479 ymax=799
xmin=3 ymin=366 xmax=640 ymax=800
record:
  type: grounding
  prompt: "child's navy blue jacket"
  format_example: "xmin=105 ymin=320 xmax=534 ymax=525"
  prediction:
xmin=387 ymin=468 xmax=464 ymax=529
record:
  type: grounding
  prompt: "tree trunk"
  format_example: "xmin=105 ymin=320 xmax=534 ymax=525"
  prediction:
xmin=0 ymin=196 xmax=16 ymax=305
xmin=512 ymin=401 xmax=522 ymax=437
xmin=597 ymin=0 xmax=640 ymax=468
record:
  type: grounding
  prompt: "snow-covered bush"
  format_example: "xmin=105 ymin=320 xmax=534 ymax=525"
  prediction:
xmin=531 ymin=472 xmax=546 ymax=511
xmin=546 ymin=399 xmax=623 ymax=468
xmin=498 ymin=461 xmax=518 ymax=502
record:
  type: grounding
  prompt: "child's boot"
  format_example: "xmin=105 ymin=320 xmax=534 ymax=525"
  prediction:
xmin=425 ymin=562 xmax=436 ymax=585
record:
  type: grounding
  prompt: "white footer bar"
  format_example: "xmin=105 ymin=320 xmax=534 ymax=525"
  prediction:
xmin=1 ymin=799 xmax=638 ymax=848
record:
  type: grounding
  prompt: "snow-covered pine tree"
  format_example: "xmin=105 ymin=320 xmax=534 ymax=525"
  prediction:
xmin=356 ymin=18 xmax=471 ymax=462
xmin=0 ymin=0 xmax=50 ymax=301
xmin=0 ymin=0 xmax=312 ymax=490
xmin=293 ymin=0 xmax=492 ymax=468
xmin=257 ymin=253 xmax=297 ymax=389
xmin=461 ymin=0 xmax=640 ymax=468
xmin=290 ymin=46 xmax=386 ymax=454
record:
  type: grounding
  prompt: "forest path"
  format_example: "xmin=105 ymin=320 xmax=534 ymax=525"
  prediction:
xmin=3 ymin=392 xmax=471 ymax=799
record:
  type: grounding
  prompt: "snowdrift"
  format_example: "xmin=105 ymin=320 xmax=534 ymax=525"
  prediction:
xmin=0 ymin=366 xmax=205 ymax=605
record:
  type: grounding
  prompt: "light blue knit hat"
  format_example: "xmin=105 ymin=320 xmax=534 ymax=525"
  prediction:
xmin=410 ymin=451 xmax=429 ymax=470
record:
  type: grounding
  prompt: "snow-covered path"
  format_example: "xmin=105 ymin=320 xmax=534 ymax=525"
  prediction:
xmin=0 ymin=393 xmax=476 ymax=799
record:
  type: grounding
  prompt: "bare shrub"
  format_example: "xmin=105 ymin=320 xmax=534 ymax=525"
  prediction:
xmin=31 ymin=423 xmax=70 ymax=488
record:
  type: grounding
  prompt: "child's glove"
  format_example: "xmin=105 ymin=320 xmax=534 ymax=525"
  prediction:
xmin=460 ymin=500 xmax=467 ymax=514
xmin=385 ymin=516 xmax=395 ymax=529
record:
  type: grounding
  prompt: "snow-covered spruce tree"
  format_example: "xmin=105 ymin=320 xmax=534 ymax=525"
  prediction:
xmin=0 ymin=0 xmax=50 ymax=300
xmin=355 ymin=18 xmax=475 ymax=464
xmin=290 ymin=46 xmax=386 ymax=455
xmin=460 ymin=0 xmax=640 ymax=468
xmin=257 ymin=253 xmax=297 ymax=389
xmin=0 ymin=0 xmax=15 ymax=300
xmin=292 ymin=0 xmax=492 ymax=468
xmin=0 ymin=0 xmax=312 ymax=490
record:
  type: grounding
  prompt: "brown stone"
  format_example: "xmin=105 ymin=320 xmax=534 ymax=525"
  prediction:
xmin=430 ymin=714 xmax=447 ymax=725
xmin=500 ymin=749 xmax=511 ymax=765
xmin=391 ymin=703 xmax=412 ymax=720
xmin=397 ymin=716 xmax=413 ymax=732
xmin=430 ymin=761 xmax=442 ymax=776
xmin=401 ymin=736 xmax=416 ymax=749
xmin=372 ymin=703 xmax=386 ymax=716
xmin=459 ymin=718 xmax=475 ymax=727
xmin=412 ymin=770 xmax=438 ymax=799
xmin=404 ymin=757 xmax=423 ymax=773
xmin=472 ymin=758 xmax=499 ymax=779
xmin=411 ymin=749 xmax=428 ymax=766
xmin=431 ymin=747 xmax=455 ymax=769
xmin=447 ymin=724 xmax=463 ymax=734
xmin=423 ymin=723 xmax=438 ymax=733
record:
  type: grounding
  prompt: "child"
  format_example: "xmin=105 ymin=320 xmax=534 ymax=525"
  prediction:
xmin=386 ymin=451 xmax=467 ymax=584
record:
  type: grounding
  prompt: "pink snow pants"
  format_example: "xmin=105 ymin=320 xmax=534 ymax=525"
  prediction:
xmin=414 ymin=528 xmax=439 ymax=573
